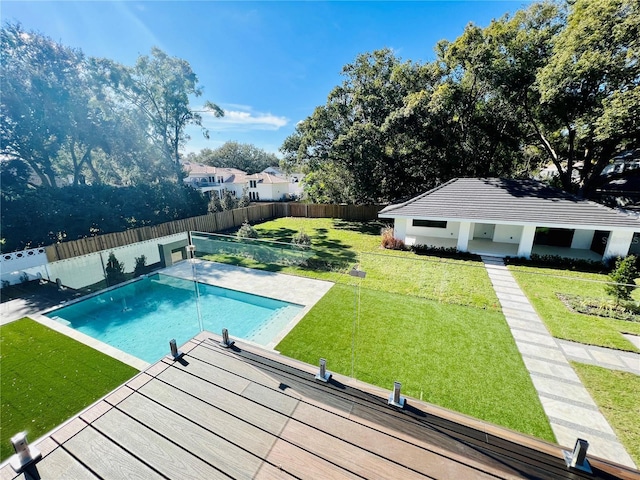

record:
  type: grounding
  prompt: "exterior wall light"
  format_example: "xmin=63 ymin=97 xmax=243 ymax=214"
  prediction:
xmin=315 ymin=358 xmax=332 ymax=382
xmin=388 ymin=381 xmax=406 ymax=409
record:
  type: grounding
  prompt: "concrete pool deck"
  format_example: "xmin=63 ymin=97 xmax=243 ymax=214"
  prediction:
xmin=162 ymin=260 xmax=334 ymax=349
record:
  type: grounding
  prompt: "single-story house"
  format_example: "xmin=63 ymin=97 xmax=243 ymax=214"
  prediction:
xmin=378 ymin=178 xmax=640 ymax=261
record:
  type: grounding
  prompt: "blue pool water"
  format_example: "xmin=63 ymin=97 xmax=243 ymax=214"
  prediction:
xmin=47 ymin=274 xmax=303 ymax=363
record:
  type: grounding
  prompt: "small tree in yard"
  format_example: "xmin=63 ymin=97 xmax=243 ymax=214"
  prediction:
xmin=605 ymin=255 xmax=638 ymax=302
xmin=133 ymin=255 xmax=147 ymax=277
xmin=291 ymin=230 xmax=311 ymax=247
xmin=237 ymin=221 xmax=258 ymax=239
xmin=105 ymin=252 xmax=126 ymax=286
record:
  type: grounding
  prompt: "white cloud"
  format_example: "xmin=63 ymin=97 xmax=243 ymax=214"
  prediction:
xmin=201 ymin=106 xmax=289 ymax=132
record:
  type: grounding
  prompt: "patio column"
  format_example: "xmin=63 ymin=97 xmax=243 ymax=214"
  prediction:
xmin=517 ymin=225 xmax=536 ymax=258
xmin=457 ymin=221 xmax=471 ymax=252
xmin=603 ymin=230 xmax=634 ymax=260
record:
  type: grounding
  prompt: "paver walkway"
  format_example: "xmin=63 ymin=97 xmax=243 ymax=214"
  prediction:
xmin=557 ymin=339 xmax=640 ymax=375
xmin=482 ymin=256 xmax=636 ymax=468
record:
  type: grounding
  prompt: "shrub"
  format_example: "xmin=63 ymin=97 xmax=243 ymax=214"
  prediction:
xmin=605 ymin=255 xmax=638 ymax=302
xmin=237 ymin=221 xmax=258 ymax=239
xmin=105 ymin=252 xmax=126 ymax=286
xmin=410 ymin=244 xmax=480 ymax=261
xmin=133 ymin=255 xmax=147 ymax=277
xmin=505 ymin=254 xmax=607 ymax=273
xmin=380 ymin=226 xmax=405 ymax=250
xmin=291 ymin=230 xmax=311 ymax=247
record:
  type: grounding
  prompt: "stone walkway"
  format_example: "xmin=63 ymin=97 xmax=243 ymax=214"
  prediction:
xmin=482 ymin=256 xmax=636 ymax=468
xmin=557 ymin=339 xmax=640 ymax=375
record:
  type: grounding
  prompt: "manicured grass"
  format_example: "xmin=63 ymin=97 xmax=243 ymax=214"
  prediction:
xmin=571 ymin=362 xmax=640 ymax=466
xmin=205 ymin=218 xmax=499 ymax=310
xmin=510 ymin=266 xmax=640 ymax=352
xmin=277 ymin=284 xmax=556 ymax=442
xmin=0 ymin=318 xmax=138 ymax=461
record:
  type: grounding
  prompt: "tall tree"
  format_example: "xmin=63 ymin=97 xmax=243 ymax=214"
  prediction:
xmin=190 ymin=141 xmax=279 ymax=174
xmin=113 ymin=47 xmax=224 ymax=179
xmin=1 ymin=23 xmax=80 ymax=187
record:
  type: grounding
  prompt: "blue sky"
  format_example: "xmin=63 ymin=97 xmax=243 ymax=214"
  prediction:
xmin=3 ymin=1 xmax=530 ymax=157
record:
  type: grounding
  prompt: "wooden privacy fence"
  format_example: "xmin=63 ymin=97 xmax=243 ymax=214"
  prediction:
xmin=274 ymin=203 xmax=384 ymax=221
xmin=45 ymin=202 xmax=384 ymax=261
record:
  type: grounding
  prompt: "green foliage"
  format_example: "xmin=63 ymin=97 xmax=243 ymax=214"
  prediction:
xmin=236 ymin=221 xmax=258 ymax=239
xmin=0 ymin=182 xmax=207 ymax=252
xmin=282 ymin=0 xmax=640 ymax=203
xmin=0 ymin=318 xmax=138 ymax=461
xmin=188 ymin=141 xmax=279 ymax=174
xmin=133 ymin=255 xmax=147 ymax=278
xmin=606 ymin=255 xmax=639 ymax=302
xmin=291 ymin=230 xmax=311 ymax=247
xmin=105 ymin=252 xmax=126 ymax=286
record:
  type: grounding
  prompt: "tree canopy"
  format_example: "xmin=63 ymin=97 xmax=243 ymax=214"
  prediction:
xmin=282 ymin=0 xmax=640 ymax=203
xmin=186 ymin=141 xmax=280 ymax=174
xmin=1 ymin=23 xmax=223 ymax=187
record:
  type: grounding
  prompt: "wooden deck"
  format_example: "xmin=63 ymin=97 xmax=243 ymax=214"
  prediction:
xmin=2 ymin=333 xmax=638 ymax=480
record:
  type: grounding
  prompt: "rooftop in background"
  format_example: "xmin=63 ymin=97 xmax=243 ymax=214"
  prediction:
xmin=380 ymin=178 xmax=640 ymax=229
xmin=2 ymin=333 xmax=636 ymax=479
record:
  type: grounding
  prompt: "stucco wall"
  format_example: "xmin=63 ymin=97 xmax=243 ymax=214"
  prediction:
xmin=571 ymin=229 xmax=595 ymax=249
xmin=493 ymin=224 xmax=522 ymax=244
xmin=406 ymin=220 xmax=460 ymax=240
xmin=472 ymin=223 xmax=495 ymax=240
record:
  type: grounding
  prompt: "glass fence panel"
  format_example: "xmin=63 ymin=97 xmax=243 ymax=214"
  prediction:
xmin=191 ymin=232 xmax=313 ymax=267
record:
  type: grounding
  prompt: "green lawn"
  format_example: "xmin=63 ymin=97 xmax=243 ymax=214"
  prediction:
xmin=571 ymin=362 xmax=640 ymax=466
xmin=202 ymin=217 xmax=557 ymax=440
xmin=0 ymin=318 xmax=139 ymax=461
xmin=277 ymin=284 xmax=555 ymax=441
xmin=205 ymin=218 xmax=499 ymax=310
xmin=509 ymin=266 xmax=640 ymax=351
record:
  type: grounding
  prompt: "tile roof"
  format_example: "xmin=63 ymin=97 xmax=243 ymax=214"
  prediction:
xmin=3 ymin=334 xmax=635 ymax=479
xmin=379 ymin=178 xmax=640 ymax=229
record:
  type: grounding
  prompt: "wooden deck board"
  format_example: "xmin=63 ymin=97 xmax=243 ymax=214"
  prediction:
xmin=92 ymin=408 xmax=229 ymax=479
xmin=63 ymin=426 xmax=165 ymax=480
xmin=156 ymin=363 xmax=293 ymax=436
xmin=27 ymin=447 xmax=98 ymax=480
xmin=7 ymin=337 xmax=638 ymax=480
xmin=117 ymin=392 xmax=265 ymax=479
xmin=138 ymin=375 xmax=278 ymax=458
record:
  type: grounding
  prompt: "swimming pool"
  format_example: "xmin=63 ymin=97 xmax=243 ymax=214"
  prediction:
xmin=46 ymin=273 xmax=303 ymax=363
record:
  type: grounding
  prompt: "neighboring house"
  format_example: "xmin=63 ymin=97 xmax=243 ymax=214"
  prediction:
xmin=182 ymin=162 xmax=292 ymax=201
xmin=262 ymin=166 xmax=304 ymax=198
xmin=182 ymin=161 xmax=246 ymax=197
xmin=244 ymin=172 xmax=290 ymax=201
xmin=378 ymin=178 xmax=640 ymax=261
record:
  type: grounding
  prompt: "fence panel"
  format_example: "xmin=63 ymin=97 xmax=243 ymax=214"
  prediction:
xmin=41 ymin=202 xmax=383 ymax=261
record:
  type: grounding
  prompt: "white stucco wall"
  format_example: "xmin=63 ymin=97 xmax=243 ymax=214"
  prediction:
xmin=493 ymin=224 xmax=522 ymax=244
xmin=406 ymin=220 xmax=460 ymax=240
xmin=571 ymin=229 xmax=595 ymax=249
xmin=604 ymin=230 xmax=634 ymax=259
xmin=393 ymin=218 xmax=408 ymax=241
xmin=517 ymin=225 xmax=537 ymax=258
xmin=472 ymin=223 xmax=495 ymax=240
